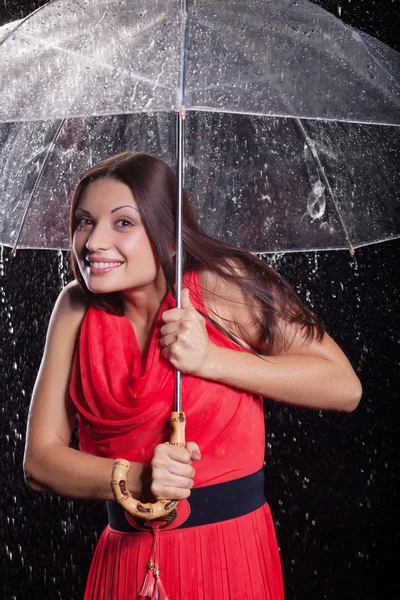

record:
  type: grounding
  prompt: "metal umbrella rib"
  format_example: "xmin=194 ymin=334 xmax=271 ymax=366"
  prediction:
xmin=295 ymin=118 xmax=355 ymax=255
xmin=11 ymin=119 xmax=66 ymax=252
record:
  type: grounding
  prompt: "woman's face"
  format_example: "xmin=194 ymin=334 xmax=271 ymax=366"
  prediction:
xmin=72 ymin=177 xmax=163 ymax=295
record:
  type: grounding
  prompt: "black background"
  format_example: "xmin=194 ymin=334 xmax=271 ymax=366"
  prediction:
xmin=0 ymin=1 xmax=399 ymax=599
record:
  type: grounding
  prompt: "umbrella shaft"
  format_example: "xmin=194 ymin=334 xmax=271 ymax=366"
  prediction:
xmin=175 ymin=107 xmax=185 ymax=413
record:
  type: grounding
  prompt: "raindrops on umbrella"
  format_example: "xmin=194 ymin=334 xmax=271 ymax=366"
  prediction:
xmin=0 ymin=0 xmax=398 ymax=253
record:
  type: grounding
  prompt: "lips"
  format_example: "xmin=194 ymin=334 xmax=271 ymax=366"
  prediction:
xmin=85 ymin=258 xmax=123 ymax=275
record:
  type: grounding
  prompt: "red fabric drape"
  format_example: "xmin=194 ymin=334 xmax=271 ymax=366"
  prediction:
xmin=70 ymin=271 xmax=265 ymax=486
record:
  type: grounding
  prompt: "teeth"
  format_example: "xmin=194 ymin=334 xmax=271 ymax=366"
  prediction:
xmin=90 ymin=262 xmax=121 ymax=269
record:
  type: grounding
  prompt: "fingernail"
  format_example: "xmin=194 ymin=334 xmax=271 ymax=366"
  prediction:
xmin=192 ymin=450 xmax=201 ymax=460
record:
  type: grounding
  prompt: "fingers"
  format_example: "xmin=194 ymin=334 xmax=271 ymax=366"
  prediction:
xmin=159 ymin=310 xmax=210 ymax=374
xmin=153 ymin=443 xmax=194 ymax=468
xmin=159 ymin=322 xmax=178 ymax=336
xmin=161 ymin=307 xmax=188 ymax=323
xmin=161 ymin=288 xmax=195 ymax=324
xmin=150 ymin=442 xmax=201 ymax=500
xmin=159 ymin=320 xmax=191 ymax=348
xmin=180 ymin=287 xmax=194 ymax=309
xmin=159 ymin=333 xmax=177 ymax=349
xmin=150 ymin=472 xmax=194 ymax=500
xmin=186 ymin=441 xmax=202 ymax=461
xmin=160 ymin=320 xmax=192 ymax=337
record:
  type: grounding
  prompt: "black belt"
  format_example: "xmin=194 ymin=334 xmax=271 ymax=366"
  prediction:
xmin=107 ymin=468 xmax=265 ymax=531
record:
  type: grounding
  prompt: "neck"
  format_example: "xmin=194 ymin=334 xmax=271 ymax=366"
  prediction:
xmin=120 ymin=277 xmax=168 ymax=329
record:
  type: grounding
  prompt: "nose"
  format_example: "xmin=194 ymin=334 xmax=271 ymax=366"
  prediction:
xmin=85 ymin=223 xmax=112 ymax=253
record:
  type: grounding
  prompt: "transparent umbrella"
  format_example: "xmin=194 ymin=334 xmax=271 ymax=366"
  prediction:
xmin=0 ymin=0 xmax=399 ymax=523
xmin=0 ymin=0 xmax=399 ymax=255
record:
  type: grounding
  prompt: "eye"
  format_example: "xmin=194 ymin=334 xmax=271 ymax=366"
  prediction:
xmin=116 ymin=218 xmax=134 ymax=228
xmin=75 ymin=216 xmax=93 ymax=230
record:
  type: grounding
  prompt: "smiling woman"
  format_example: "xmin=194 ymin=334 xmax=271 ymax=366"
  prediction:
xmin=23 ymin=152 xmax=361 ymax=600
xmin=73 ymin=178 xmax=165 ymax=298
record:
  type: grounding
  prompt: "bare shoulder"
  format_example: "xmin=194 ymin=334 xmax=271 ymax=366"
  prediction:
xmin=197 ymin=263 xmax=261 ymax=347
xmin=56 ymin=280 xmax=88 ymax=312
xmin=46 ymin=280 xmax=88 ymax=344
xmin=198 ymin=266 xmax=247 ymax=310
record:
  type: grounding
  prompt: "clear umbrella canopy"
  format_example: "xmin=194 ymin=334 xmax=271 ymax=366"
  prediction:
xmin=0 ymin=0 xmax=399 ymax=123
xmin=0 ymin=0 xmax=399 ymax=251
xmin=1 ymin=113 xmax=398 ymax=252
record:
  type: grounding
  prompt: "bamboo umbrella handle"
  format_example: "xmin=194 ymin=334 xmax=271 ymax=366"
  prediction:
xmin=111 ymin=412 xmax=186 ymax=521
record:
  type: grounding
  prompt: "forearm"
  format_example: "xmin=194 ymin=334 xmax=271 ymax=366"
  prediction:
xmin=201 ymin=345 xmax=362 ymax=412
xmin=23 ymin=443 xmax=147 ymax=501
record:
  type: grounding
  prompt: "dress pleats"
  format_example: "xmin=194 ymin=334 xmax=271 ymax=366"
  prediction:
xmin=84 ymin=504 xmax=284 ymax=600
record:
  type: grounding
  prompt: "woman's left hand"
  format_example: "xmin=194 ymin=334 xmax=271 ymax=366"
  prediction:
xmin=160 ymin=288 xmax=215 ymax=376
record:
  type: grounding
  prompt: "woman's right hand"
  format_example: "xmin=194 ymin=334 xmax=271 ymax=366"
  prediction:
xmin=150 ymin=442 xmax=201 ymax=500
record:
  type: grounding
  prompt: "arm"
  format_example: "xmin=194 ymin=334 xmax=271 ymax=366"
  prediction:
xmin=198 ymin=330 xmax=361 ymax=412
xmin=23 ymin=282 xmax=146 ymax=500
xmin=160 ymin=280 xmax=362 ymax=413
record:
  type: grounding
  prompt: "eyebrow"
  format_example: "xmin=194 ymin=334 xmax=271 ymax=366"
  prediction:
xmin=75 ymin=205 xmax=139 ymax=215
xmin=111 ymin=205 xmax=139 ymax=213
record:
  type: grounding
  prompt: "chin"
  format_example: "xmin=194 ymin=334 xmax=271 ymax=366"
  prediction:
xmin=85 ymin=280 xmax=120 ymax=295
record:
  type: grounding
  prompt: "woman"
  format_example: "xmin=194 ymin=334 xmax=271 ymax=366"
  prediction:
xmin=24 ymin=152 xmax=362 ymax=600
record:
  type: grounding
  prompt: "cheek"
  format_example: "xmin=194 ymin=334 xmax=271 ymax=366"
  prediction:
xmin=72 ymin=233 xmax=78 ymax=257
xmin=124 ymin=234 xmax=157 ymax=265
xmin=72 ymin=232 xmax=86 ymax=263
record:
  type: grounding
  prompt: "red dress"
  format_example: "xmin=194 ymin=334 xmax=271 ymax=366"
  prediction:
xmin=69 ymin=270 xmax=284 ymax=600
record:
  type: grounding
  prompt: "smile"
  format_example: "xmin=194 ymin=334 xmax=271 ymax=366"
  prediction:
xmin=89 ymin=261 xmax=122 ymax=269
xmin=86 ymin=261 xmax=123 ymax=275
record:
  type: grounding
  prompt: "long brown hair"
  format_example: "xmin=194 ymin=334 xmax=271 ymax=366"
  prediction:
xmin=69 ymin=152 xmax=324 ymax=353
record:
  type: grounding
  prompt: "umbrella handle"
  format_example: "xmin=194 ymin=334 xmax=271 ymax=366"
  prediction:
xmin=111 ymin=412 xmax=186 ymax=521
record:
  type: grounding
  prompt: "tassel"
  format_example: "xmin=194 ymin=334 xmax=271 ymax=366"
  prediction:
xmin=139 ymin=525 xmax=168 ymax=599
xmin=138 ymin=525 xmax=158 ymax=599
xmin=150 ymin=567 xmax=169 ymax=600
xmin=138 ymin=560 xmax=155 ymax=598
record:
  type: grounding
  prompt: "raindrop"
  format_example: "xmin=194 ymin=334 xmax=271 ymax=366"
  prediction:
xmin=306 ymin=180 xmax=326 ymax=220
